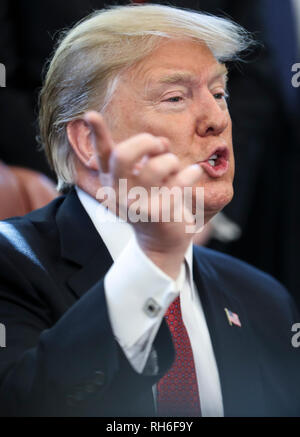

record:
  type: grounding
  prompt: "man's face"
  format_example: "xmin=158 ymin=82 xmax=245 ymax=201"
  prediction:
xmin=104 ymin=39 xmax=234 ymax=221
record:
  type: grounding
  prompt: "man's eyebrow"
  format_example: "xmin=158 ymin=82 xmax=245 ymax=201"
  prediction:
xmin=156 ymin=65 xmax=228 ymax=87
xmin=157 ymin=72 xmax=199 ymax=86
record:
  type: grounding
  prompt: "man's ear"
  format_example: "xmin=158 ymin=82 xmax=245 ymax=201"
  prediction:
xmin=66 ymin=119 xmax=99 ymax=171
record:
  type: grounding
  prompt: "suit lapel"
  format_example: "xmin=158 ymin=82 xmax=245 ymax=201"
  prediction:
xmin=55 ymin=191 xmax=265 ymax=414
xmin=193 ymin=247 xmax=265 ymax=416
xmin=56 ymin=189 xmax=114 ymax=298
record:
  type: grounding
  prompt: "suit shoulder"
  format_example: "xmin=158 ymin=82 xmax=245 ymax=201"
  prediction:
xmin=0 ymin=195 xmax=64 ymax=255
xmin=193 ymin=245 xmax=289 ymax=301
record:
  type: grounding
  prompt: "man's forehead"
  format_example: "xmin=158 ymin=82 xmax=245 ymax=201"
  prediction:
xmin=122 ymin=40 xmax=228 ymax=90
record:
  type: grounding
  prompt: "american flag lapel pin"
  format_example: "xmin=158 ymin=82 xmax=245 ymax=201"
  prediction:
xmin=224 ymin=308 xmax=242 ymax=327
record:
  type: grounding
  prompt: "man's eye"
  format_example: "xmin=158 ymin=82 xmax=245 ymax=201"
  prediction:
xmin=214 ymin=92 xmax=229 ymax=100
xmin=164 ymin=96 xmax=183 ymax=103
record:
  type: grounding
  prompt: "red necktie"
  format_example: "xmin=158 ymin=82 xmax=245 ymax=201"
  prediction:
xmin=157 ymin=296 xmax=201 ymax=416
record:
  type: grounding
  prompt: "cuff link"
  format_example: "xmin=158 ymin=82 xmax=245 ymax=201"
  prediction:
xmin=143 ymin=297 xmax=161 ymax=318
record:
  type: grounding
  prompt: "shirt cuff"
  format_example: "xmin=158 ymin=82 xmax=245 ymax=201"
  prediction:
xmin=104 ymin=235 xmax=178 ymax=353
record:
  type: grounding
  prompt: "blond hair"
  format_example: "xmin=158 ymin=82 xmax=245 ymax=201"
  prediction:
xmin=39 ymin=3 xmax=252 ymax=191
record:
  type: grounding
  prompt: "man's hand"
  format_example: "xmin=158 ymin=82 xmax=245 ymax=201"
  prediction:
xmin=84 ymin=111 xmax=203 ymax=279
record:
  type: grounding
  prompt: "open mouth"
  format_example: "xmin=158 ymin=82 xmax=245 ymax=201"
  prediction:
xmin=207 ymin=153 xmax=220 ymax=167
xmin=198 ymin=147 xmax=229 ymax=177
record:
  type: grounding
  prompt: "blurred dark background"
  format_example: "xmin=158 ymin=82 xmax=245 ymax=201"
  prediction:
xmin=1 ymin=0 xmax=300 ymax=309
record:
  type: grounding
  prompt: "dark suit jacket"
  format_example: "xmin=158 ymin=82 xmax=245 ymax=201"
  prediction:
xmin=0 ymin=189 xmax=299 ymax=417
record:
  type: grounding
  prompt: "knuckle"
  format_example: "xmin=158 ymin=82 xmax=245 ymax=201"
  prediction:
xmin=136 ymin=133 xmax=163 ymax=150
xmin=137 ymin=133 xmax=155 ymax=143
xmin=111 ymin=147 xmax=126 ymax=163
xmin=167 ymin=153 xmax=180 ymax=167
xmin=144 ymin=159 xmax=157 ymax=173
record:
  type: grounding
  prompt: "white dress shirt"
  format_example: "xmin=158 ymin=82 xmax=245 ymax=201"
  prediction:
xmin=76 ymin=187 xmax=224 ymax=417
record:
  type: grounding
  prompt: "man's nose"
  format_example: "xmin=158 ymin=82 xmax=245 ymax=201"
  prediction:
xmin=195 ymin=92 xmax=229 ymax=137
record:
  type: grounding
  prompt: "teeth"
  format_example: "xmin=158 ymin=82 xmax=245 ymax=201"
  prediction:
xmin=208 ymin=154 xmax=218 ymax=160
xmin=208 ymin=159 xmax=216 ymax=166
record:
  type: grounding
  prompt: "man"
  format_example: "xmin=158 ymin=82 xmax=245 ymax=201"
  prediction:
xmin=155 ymin=0 xmax=300 ymax=313
xmin=0 ymin=4 xmax=299 ymax=417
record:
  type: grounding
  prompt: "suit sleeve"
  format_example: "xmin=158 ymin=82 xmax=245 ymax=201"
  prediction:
xmin=0 ymin=240 xmax=174 ymax=416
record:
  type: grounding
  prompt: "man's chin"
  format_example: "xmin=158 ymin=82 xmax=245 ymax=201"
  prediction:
xmin=202 ymin=186 xmax=234 ymax=222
